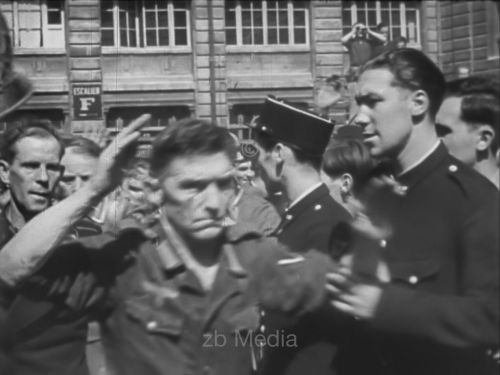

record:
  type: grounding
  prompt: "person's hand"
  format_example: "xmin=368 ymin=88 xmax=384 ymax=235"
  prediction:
xmin=81 ymin=123 xmax=110 ymax=149
xmin=325 ymin=266 xmax=383 ymax=320
xmin=88 ymin=114 xmax=150 ymax=197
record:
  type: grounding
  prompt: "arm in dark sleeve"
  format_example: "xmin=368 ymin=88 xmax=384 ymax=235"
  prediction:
xmin=372 ymin=200 xmax=499 ymax=348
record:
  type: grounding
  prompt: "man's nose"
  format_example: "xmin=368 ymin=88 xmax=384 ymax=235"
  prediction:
xmin=204 ymin=183 xmax=224 ymax=213
xmin=35 ymin=165 xmax=49 ymax=183
xmin=353 ymin=113 xmax=369 ymax=128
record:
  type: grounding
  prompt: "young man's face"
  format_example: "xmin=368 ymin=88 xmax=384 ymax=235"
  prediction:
xmin=354 ymin=68 xmax=414 ymax=160
xmin=57 ymin=148 xmax=98 ymax=198
xmin=3 ymin=136 xmax=62 ymax=214
xmin=436 ymin=96 xmax=478 ymax=166
xmin=159 ymin=152 xmax=236 ymax=242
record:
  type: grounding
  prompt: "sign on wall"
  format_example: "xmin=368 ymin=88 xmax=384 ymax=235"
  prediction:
xmin=73 ymin=85 xmax=102 ymax=119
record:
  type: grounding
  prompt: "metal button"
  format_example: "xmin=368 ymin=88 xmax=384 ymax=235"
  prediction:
xmin=408 ymin=275 xmax=418 ymax=285
xmin=379 ymin=239 xmax=387 ymax=248
xmin=260 ymin=310 xmax=266 ymax=317
xmin=314 ymin=204 xmax=322 ymax=211
xmin=261 ymin=126 xmax=267 ymax=132
xmin=285 ymin=214 xmax=293 ymax=221
xmin=449 ymin=165 xmax=458 ymax=172
xmin=260 ymin=325 xmax=266 ymax=333
xmin=146 ymin=321 xmax=158 ymax=330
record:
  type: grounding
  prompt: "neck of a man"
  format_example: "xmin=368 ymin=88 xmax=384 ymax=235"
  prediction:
xmin=395 ymin=120 xmax=439 ymax=174
xmin=6 ymin=196 xmax=31 ymax=230
xmin=474 ymin=157 xmax=500 ymax=189
xmin=283 ymin=165 xmax=322 ymax=203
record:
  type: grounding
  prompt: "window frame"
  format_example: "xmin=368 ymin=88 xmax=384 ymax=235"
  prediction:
xmin=226 ymin=0 xmax=310 ymax=52
xmin=1 ymin=0 xmax=65 ymax=53
xmin=341 ymin=0 xmax=422 ymax=48
xmin=101 ymin=0 xmax=191 ymax=53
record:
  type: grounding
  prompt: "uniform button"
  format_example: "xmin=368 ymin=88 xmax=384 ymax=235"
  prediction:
xmin=449 ymin=164 xmax=458 ymax=172
xmin=260 ymin=310 xmax=266 ymax=317
xmin=285 ymin=214 xmax=293 ymax=221
xmin=379 ymin=239 xmax=387 ymax=248
xmin=314 ymin=204 xmax=322 ymax=211
xmin=146 ymin=321 xmax=158 ymax=330
xmin=260 ymin=325 xmax=266 ymax=333
xmin=408 ymin=275 xmax=418 ymax=285
xmin=261 ymin=126 xmax=267 ymax=132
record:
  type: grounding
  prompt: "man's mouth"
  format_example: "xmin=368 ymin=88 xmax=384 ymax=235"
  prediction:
xmin=29 ymin=191 xmax=50 ymax=199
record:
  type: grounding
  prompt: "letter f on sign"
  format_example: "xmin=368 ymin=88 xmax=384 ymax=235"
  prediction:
xmin=80 ymin=97 xmax=95 ymax=111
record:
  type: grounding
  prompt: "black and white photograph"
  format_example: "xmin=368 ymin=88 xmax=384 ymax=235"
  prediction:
xmin=0 ymin=1 xmax=499 ymax=374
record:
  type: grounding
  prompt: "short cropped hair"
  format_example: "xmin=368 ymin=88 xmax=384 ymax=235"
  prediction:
xmin=150 ymin=118 xmax=236 ymax=177
xmin=361 ymin=48 xmax=446 ymax=118
xmin=322 ymin=139 xmax=376 ymax=194
xmin=0 ymin=118 xmax=64 ymax=163
xmin=63 ymin=135 xmax=101 ymax=159
xmin=254 ymin=130 xmax=323 ymax=171
xmin=444 ymin=76 xmax=499 ymax=153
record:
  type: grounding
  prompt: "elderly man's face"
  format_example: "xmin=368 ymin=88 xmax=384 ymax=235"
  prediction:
xmin=58 ymin=148 xmax=98 ymax=198
xmin=3 ymin=136 xmax=62 ymax=214
xmin=159 ymin=152 xmax=236 ymax=241
xmin=354 ymin=68 xmax=414 ymax=159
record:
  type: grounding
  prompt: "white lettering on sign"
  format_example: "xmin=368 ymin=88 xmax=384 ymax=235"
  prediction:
xmin=79 ymin=97 xmax=96 ymax=111
xmin=73 ymin=87 xmax=100 ymax=95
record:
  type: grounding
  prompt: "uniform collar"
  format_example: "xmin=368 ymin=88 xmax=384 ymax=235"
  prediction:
xmin=156 ymin=216 xmax=248 ymax=278
xmin=287 ymin=182 xmax=324 ymax=211
xmin=285 ymin=183 xmax=330 ymax=218
xmin=398 ymin=142 xmax=449 ymax=189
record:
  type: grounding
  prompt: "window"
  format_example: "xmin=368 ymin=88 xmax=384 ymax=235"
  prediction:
xmin=0 ymin=0 xmax=65 ymax=49
xmin=486 ymin=1 xmax=499 ymax=59
xmin=342 ymin=1 xmax=421 ymax=46
xmin=101 ymin=0 xmax=190 ymax=48
xmin=226 ymin=0 xmax=309 ymax=46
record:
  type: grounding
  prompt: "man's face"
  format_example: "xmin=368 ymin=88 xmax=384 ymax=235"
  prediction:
xmin=5 ymin=136 xmax=62 ymax=214
xmin=159 ymin=152 xmax=236 ymax=242
xmin=379 ymin=26 xmax=389 ymax=39
xmin=436 ymin=96 xmax=477 ymax=165
xmin=235 ymin=160 xmax=255 ymax=185
xmin=354 ymin=68 xmax=413 ymax=159
xmin=58 ymin=148 xmax=98 ymax=198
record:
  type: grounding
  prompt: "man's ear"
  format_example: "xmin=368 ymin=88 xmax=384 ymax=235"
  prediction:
xmin=409 ymin=89 xmax=429 ymax=118
xmin=0 ymin=160 xmax=10 ymax=187
xmin=340 ymin=173 xmax=354 ymax=196
xmin=475 ymin=125 xmax=495 ymax=153
xmin=273 ymin=143 xmax=286 ymax=163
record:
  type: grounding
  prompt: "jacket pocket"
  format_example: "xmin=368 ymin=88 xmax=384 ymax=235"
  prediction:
xmin=125 ymin=294 xmax=184 ymax=337
xmin=390 ymin=257 xmax=440 ymax=286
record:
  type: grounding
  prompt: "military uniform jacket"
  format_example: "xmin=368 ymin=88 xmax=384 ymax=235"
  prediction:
xmin=335 ymin=143 xmax=499 ymax=375
xmin=260 ymin=184 xmax=351 ymax=375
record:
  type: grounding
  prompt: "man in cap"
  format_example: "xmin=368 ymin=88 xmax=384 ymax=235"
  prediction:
xmin=253 ymin=97 xmax=351 ymax=375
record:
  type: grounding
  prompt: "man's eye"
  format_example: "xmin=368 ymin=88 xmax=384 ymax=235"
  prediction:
xmin=218 ymin=177 xmax=235 ymax=190
xmin=435 ymin=124 xmax=451 ymax=137
xmin=61 ymin=176 xmax=76 ymax=183
xmin=23 ymin=162 xmax=40 ymax=170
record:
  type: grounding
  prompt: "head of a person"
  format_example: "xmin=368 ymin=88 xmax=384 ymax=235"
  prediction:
xmin=376 ymin=22 xmax=389 ymax=40
xmin=228 ymin=132 xmax=256 ymax=186
xmin=436 ymin=76 xmax=499 ymax=166
xmin=354 ymin=48 xmax=445 ymax=159
xmin=121 ymin=157 xmax=151 ymax=204
xmin=0 ymin=118 xmax=64 ymax=217
xmin=396 ymin=36 xmax=407 ymax=49
xmin=321 ymin=139 xmax=376 ymax=214
xmin=150 ymin=118 xmax=237 ymax=242
xmin=254 ymin=130 xmax=323 ymax=190
xmin=55 ymin=136 xmax=101 ymax=199
xmin=354 ymin=22 xmax=367 ymax=39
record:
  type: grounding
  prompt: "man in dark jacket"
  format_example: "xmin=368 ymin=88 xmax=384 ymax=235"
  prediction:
xmin=253 ymin=98 xmax=352 ymax=375
xmin=327 ymin=48 xmax=499 ymax=375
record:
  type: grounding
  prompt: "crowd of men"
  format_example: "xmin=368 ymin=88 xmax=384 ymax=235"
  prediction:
xmin=1 ymin=10 xmax=499 ymax=375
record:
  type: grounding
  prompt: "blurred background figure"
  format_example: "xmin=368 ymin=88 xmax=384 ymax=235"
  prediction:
xmin=436 ymin=75 xmax=499 ymax=188
xmin=316 ymin=74 xmax=347 ymax=117
xmin=372 ymin=22 xmax=395 ymax=58
xmin=0 ymin=179 xmax=9 ymax=209
xmin=226 ymin=132 xmax=281 ymax=236
xmin=321 ymin=139 xmax=376 ymax=217
xmin=395 ymin=36 xmax=408 ymax=49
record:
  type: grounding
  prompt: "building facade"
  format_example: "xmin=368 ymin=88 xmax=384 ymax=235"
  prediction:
xmin=1 ymin=0 xmax=499 ymax=142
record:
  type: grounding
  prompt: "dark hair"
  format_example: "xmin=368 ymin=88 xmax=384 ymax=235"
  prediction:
xmin=62 ymin=135 xmax=101 ymax=159
xmin=0 ymin=118 xmax=64 ymax=163
xmin=254 ymin=130 xmax=323 ymax=170
xmin=361 ymin=48 xmax=446 ymax=118
xmin=322 ymin=139 xmax=376 ymax=194
xmin=445 ymin=76 xmax=499 ymax=153
xmin=150 ymin=118 xmax=236 ymax=177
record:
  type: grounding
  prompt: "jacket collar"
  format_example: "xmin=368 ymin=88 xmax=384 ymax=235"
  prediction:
xmin=155 ymin=216 xmax=248 ymax=278
xmin=4 ymin=200 xmax=26 ymax=233
xmin=284 ymin=183 xmax=330 ymax=219
xmin=398 ymin=142 xmax=449 ymax=189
